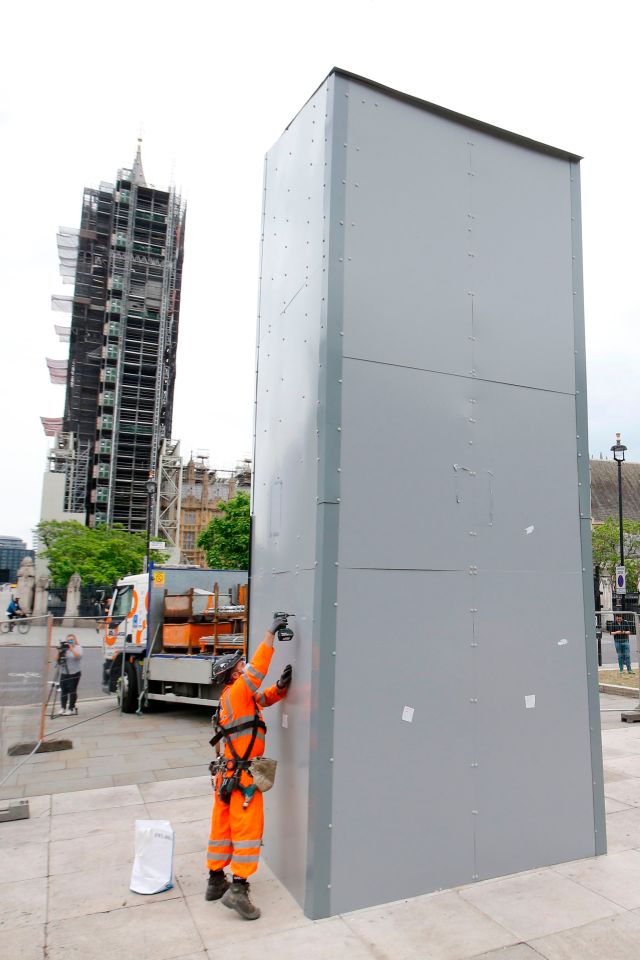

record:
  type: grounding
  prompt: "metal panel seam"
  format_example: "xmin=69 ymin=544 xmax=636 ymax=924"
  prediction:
xmin=305 ymin=74 xmax=347 ymax=920
xmin=571 ymin=160 xmax=606 ymax=856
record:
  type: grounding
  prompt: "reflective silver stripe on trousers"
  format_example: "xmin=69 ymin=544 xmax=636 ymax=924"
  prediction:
xmin=233 ymin=839 xmax=261 ymax=848
xmin=231 ymin=853 xmax=261 ymax=863
xmin=209 ymin=839 xmax=231 ymax=847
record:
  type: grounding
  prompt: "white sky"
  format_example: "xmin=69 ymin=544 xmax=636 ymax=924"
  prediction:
xmin=1 ymin=0 xmax=638 ymax=545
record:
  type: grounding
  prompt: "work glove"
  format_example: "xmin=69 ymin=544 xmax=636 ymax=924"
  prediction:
xmin=269 ymin=614 xmax=288 ymax=635
xmin=277 ymin=664 xmax=293 ymax=690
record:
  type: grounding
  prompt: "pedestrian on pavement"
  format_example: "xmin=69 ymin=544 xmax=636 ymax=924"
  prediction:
xmin=58 ymin=633 xmax=83 ymax=715
xmin=205 ymin=614 xmax=293 ymax=920
xmin=612 ymin=614 xmax=634 ymax=674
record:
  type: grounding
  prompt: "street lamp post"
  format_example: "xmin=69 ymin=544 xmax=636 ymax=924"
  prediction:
xmin=145 ymin=473 xmax=157 ymax=574
xmin=610 ymin=433 xmax=627 ymax=611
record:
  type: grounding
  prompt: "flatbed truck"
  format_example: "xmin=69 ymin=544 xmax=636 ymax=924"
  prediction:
xmin=103 ymin=565 xmax=248 ymax=712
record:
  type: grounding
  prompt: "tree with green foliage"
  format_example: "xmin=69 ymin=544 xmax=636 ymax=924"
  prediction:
xmin=592 ymin=516 xmax=640 ymax=593
xmin=36 ymin=520 xmax=167 ymax=587
xmin=197 ymin=492 xmax=250 ymax=570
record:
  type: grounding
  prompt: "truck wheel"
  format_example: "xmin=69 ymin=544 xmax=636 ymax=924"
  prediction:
xmin=117 ymin=660 xmax=138 ymax=713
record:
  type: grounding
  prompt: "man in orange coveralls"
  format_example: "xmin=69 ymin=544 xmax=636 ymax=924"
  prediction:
xmin=205 ymin=614 xmax=292 ymax=920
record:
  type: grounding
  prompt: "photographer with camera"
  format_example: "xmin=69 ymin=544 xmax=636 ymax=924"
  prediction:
xmin=205 ymin=613 xmax=293 ymax=921
xmin=58 ymin=633 xmax=83 ymax=716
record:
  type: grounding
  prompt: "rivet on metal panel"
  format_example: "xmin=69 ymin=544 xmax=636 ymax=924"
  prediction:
xmin=343 ymin=143 xmax=347 ymax=147
xmin=471 ymin=642 xmax=478 ymax=647
xmin=329 ymin=758 xmax=334 ymax=762
xmin=337 ymin=427 xmax=342 ymax=431
xmin=339 ymin=258 xmax=344 ymax=262
xmin=339 ymin=221 xmax=344 ymax=225
xmin=333 ymin=651 xmax=336 ymax=656
xmin=355 ymin=183 xmax=360 ymax=187
xmin=472 ymin=810 xmax=479 ymax=815
xmin=342 ymin=179 xmax=346 ymax=184
xmin=469 ymin=532 xmax=477 ymax=537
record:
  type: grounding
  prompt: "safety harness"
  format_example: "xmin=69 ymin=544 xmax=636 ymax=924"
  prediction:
xmin=209 ymin=694 xmax=266 ymax=807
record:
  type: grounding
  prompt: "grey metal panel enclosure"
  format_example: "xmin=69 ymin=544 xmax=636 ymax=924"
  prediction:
xmin=252 ymin=69 xmax=603 ymax=919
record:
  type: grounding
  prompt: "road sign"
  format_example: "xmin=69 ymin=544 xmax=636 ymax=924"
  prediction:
xmin=616 ymin=565 xmax=626 ymax=594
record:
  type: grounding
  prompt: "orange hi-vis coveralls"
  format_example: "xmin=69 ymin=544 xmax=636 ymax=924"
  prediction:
xmin=207 ymin=642 xmax=286 ymax=879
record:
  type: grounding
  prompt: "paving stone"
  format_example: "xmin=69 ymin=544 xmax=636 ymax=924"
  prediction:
xmin=0 ymin=876 xmax=47 ymax=931
xmin=52 ymin=783 xmax=142 ymax=815
xmin=468 ymin=947 xmax=544 ymax=960
xmin=551 ymin=848 xmax=640 ymax=910
xmin=529 ymin=910 xmax=640 ymax=959
xmin=1 ymin=841 xmax=48 ymax=881
xmin=46 ymin=899 xmax=203 ymax=960
xmin=50 ymin=831 xmax=133 ymax=876
xmin=48 ymin=860 xmax=181 ymax=921
xmin=343 ymin=890 xmax=518 ymax=960
xmin=224 ymin=916 xmax=378 ymax=960
xmin=27 ymin=776 xmax=115 ymax=797
xmin=603 ymin=806 xmax=640 ymax=853
xmin=50 ymin=803 xmax=147 ymax=842
xmin=112 ymin=771 xmax=158 ymax=787
xmin=458 ymin=868 xmax=623 ymax=941
xmin=0 ymin=921 xmax=45 ymax=959
xmin=139 ymin=775 xmax=211 ymax=803
xmin=187 ymin=872 xmax=311 ymax=949
xmin=154 ymin=765 xmax=209 ymax=782
xmin=145 ymin=795 xmax=211 ymax=824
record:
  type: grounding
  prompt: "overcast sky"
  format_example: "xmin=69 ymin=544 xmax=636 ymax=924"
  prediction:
xmin=1 ymin=0 xmax=638 ymax=545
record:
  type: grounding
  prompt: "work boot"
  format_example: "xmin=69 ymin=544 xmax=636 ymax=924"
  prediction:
xmin=221 ymin=879 xmax=261 ymax=920
xmin=205 ymin=869 xmax=230 ymax=901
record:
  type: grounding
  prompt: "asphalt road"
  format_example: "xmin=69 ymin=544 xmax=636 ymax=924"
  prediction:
xmin=0 ymin=646 xmax=109 ymax=707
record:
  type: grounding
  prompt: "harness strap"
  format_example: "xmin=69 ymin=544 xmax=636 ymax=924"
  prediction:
xmin=209 ymin=716 xmax=266 ymax=751
xmin=211 ymin=703 xmax=265 ymax=765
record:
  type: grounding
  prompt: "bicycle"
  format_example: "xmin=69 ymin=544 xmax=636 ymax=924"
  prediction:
xmin=0 ymin=617 xmax=30 ymax=635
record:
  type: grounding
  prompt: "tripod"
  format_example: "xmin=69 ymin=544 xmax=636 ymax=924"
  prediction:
xmin=46 ymin=660 xmax=62 ymax=719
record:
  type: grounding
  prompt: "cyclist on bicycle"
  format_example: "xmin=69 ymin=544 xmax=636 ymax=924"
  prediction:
xmin=7 ymin=597 xmax=23 ymax=620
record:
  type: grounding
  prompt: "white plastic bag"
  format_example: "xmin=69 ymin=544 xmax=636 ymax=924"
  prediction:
xmin=130 ymin=819 xmax=175 ymax=895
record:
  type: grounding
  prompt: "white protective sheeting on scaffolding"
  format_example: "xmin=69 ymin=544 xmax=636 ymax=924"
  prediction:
xmin=46 ymin=358 xmax=67 ymax=385
xmin=54 ymin=325 xmax=71 ymax=343
xmin=40 ymin=417 xmax=63 ymax=437
xmin=51 ymin=295 xmax=73 ymax=312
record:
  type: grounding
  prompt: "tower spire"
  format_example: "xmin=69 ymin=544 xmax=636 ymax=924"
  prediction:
xmin=132 ymin=138 xmax=147 ymax=186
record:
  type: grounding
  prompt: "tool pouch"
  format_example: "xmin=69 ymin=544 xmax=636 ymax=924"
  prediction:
xmin=250 ymin=757 xmax=277 ymax=792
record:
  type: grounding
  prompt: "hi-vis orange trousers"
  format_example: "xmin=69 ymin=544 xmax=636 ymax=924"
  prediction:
xmin=207 ymin=774 xmax=264 ymax=879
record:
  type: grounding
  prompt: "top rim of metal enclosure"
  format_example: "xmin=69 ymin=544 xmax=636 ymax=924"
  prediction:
xmin=283 ymin=67 xmax=582 ymax=164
